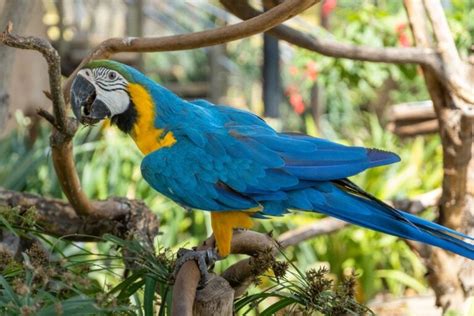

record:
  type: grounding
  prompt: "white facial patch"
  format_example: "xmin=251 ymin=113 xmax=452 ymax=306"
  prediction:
xmin=77 ymin=68 xmax=130 ymax=116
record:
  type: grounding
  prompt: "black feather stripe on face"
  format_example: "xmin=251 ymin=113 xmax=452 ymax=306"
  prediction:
xmin=111 ymin=99 xmax=138 ymax=134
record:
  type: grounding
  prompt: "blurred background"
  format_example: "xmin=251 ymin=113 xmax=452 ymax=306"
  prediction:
xmin=1 ymin=0 xmax=473 ymax=315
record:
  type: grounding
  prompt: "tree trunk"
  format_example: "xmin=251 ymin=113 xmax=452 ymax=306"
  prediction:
xmin=405 ymin=0 xmax=474 ymax=311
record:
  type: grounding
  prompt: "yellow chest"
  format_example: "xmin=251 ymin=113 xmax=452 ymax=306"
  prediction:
xmin=127 ymin=83 xmax=176 ymax=155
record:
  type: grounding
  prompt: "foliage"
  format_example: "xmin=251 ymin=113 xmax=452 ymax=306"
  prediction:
xmin=0 ymin=206 xmax=373 ymax=315
xmin=236 ymin=251 xmax=373 ymax=315
xmin=0 ymin=206 xmax=130 ymax=315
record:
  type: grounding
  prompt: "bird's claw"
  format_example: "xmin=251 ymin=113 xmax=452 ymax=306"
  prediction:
xmin=173 ymin=248 xmax=220 ymax=288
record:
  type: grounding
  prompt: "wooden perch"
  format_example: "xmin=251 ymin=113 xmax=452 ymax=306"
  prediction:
xmin=172 ymin=231 xmax=278 ymax=315
xmin=386 ymin=101 xmax=439 ymax=136
xmin=0 ymin=23 xmax=95 ymax=216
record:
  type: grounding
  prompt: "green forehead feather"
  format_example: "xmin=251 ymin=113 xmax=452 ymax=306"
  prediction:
xmin=83 ymin=60 xmax=133 ymax=82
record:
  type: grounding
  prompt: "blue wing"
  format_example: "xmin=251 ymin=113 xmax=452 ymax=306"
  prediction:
xmin=141 ymin=100 xmax=399 ymax=211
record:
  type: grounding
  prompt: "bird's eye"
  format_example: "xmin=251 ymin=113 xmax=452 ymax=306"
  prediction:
xmin=85 ymin=70 xmax=91 ymax=76
xmin=108 ymin=72 xmax=117 ymax=80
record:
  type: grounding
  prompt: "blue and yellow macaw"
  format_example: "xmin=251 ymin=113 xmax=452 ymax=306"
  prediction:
xmin=70 ymin=60 xmax=474 ymax=261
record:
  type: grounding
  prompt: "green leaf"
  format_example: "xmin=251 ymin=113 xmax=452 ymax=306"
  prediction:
xmin=118 ymin=279 xmax=146 ymax=300
xmin=109 ymin=270 xmax=146 ymax=295
xmin=144 ymin=275 xmax=157 ymax=316
xmin=0 ymin=215 xmax=18 ymax=236
xmin=261 ymin=297 xmax=296 ymax=316
xmin=36 ymin=296 xmax=101 ymax=316
xmin=375 ymin=269 xmax=426 ymax=293
xmin=0 ymin=275 xmax=21 ymax=306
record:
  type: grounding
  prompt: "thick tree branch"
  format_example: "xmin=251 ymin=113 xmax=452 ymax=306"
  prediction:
xmin=62 ymin=0 xmax=319 ymax=102
xmin=0 ymin=188 xmax=159 ymax=243
xmin=172 ymin=231 xmax=278 ymax=314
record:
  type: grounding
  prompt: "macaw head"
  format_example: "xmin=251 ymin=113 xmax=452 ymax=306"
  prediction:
xmin=70 ymin=60 xmax=140 ymax=131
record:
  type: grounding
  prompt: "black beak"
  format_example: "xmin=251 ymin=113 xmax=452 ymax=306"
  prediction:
xmin=70 ymin=75 xmax=111 ymax=124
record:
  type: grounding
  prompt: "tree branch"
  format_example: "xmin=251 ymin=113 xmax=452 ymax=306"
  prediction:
xmin=278 ymin=217 xmax=347 ymax=248
xmin=172 ymin=230 xmax=279 ymax=314
xmin=386 ymin=101 xmax=439 ymax=137
xmin=62 ymin=0 xmax=319 ymax=102
xmin=0 ymin=188 xmax=159 ymax=243
xmin=422 ymin=0 xmax=474 ymax=106
xmin=1 ymin=22 xmax=71 ymax=135
xmin=220 ymin=0 xmax=437 ymax=65
xmin=422 ymin=0 xmax=461 ymax=70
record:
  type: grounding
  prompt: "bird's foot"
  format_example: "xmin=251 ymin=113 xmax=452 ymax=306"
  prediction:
xmin=173 ymin=247 xmax=221 ymax=288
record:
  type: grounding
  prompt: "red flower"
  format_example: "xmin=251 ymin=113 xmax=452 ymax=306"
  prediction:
xmin=289 ymin=65 xmax=299 ymax=77
xmin=398 ymin=33 xmax=410 ymax=47
xmin=305 ymin=61 xmax=318 ymax=81
xmin=396 ymin=23 xmax=406 ymax=33
xmin=322 ymin=0 xmax=337 ymax=16
xmin=395 ymin=22 xmax=411 ymax=47
xmin=286 ymin=85 xmax=305 ymax=114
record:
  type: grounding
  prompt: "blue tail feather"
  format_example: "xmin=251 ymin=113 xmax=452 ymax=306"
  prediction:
xmin=267 ymin=183 xmax=474 ymax=259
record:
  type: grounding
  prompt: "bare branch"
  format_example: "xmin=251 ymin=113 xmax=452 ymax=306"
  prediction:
xmin=62 ymin=0 xmax=319 ymax=101
xmin=278 ymin=218 xmax=347 ymax=248
xmin=50 ymin=129 xmax=95 ymax=215
xmin=37 ymin=108 xmax=59 ymax=129
xmin=220 ymin=0 xmax=437 ymax=65
xmin=386 ymin=101 xmax=438 ymax=136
